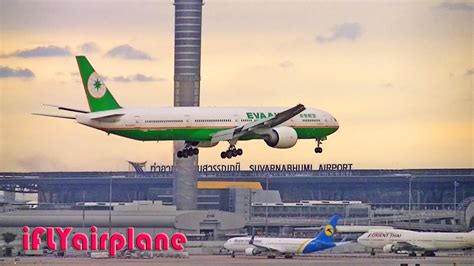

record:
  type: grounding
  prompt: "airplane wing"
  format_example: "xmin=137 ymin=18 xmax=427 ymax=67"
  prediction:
xmin=391 ymin=241 xmax=428 ymax=252
xmin=250 ymin=242 xmax=286 ymax=253
xmin=335 ymin=241 xmax=353 ymax=247
xmin=211 ymin=104 xmax=305 ymax=143
xmin=248 ymin=235 xmax=286 ymax=254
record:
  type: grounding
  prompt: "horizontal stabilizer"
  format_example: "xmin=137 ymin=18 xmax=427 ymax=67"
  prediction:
xmin=43 ymin=104 xmax=89 ymax=113
xmin=32 ymin=113 xmax=75 ymax=120
xmin=89 ymin=112 xmax=125 ymax=120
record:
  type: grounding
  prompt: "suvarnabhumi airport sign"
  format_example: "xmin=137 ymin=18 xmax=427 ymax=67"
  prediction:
xmin=150 ymin=163 xmax=353 ymax=172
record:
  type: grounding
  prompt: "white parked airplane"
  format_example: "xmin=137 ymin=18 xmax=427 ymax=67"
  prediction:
xmin=34 ymin=56 xmax=339 ymax=159
xmin=223 ymin=215 xmax=351 ymax=258
xmin=357 ymin=228 xmax=474 ymax=256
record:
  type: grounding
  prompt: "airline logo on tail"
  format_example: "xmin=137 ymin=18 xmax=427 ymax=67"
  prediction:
xmin=87 ymin=72 xmax=107 ymax=99
xmin=324 ymin=224 xmax=335 ymax=237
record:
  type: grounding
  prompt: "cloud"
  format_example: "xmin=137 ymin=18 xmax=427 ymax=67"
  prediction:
xmin=380 ymin=83 xmax=394 ymax=88
xmin=0 ymin=66 xmax=35 ymax=78
xmin=278 ymin=60 xmax=294 ymax=68
xmin=464 ymin=68 xmax=474 ymax=76
xmin=105 ymin=45 xmax=152 ymax=60
xmin=78 ymin=42 xmax=100 ymax=53
xmin=1 ymin=45 xmax=71 ymax=58
xmin=316 ymin=23 xmax=362 ymax=43
xmin=438 ymin=1 xmax=474 ymax=11
xmin=112 ymin=74 xmax=163 ymax=82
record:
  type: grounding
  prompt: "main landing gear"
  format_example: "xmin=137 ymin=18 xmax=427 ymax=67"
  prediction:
xmin=314 ymin=139 xmax=323 ymax=153
xmin=177 ymin=145 xmax=199 ymax=158
xmin=220 ymin=145 xmax=243 ymax=159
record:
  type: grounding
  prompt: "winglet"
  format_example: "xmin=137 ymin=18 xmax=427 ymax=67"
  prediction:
xmin=249 ymin=234 xmax=255 ymax=245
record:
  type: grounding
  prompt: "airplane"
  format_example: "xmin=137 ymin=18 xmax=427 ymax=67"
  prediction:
xmin=33 ymin=56 xmax=339 ymax=159
xmin=223 ymin=215 xmax=351 ymax=259
xmin=357 ymin=228 xmax=474 ymax=257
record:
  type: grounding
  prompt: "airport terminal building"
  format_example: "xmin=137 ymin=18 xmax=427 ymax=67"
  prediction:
xmin=1 ymin=166 xmax=472 ymax=208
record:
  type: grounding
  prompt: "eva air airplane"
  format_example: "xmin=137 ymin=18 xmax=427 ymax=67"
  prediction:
xmin=35 ymin=56 xmax=339 ymax=159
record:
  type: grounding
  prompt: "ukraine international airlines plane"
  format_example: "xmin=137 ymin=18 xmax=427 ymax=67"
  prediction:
xmin=223 ymin=215 xmax=350 ymax=258
xmin=34 ymin=56 xmax=339 ymax=158
xmin=357 ymin=229 xmax=474 ymax=257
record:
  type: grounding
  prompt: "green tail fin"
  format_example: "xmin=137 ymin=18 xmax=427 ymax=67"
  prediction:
xmin=76 ymin=56 xmax=121 ymax=112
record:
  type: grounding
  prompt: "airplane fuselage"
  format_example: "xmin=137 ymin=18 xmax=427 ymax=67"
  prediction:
xmin=358 ymin=229 xmax=474 ymax=252
xmin=224 ymin=236 xmax=335 ymax=255
xmin=76 ymin=106 xmax=339 ymax=142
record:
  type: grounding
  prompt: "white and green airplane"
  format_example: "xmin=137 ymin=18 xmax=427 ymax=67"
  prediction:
xmin=34 ymin=56 xmax=339 ymax=159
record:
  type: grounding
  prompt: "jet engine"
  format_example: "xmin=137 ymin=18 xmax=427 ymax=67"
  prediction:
xmin=245 ymin=247 xmax=260 ymax=256
xmin=263 ymin=126 xmax=298 ymax=149
xmin=382 ymin=244 xmax=398 ymax=253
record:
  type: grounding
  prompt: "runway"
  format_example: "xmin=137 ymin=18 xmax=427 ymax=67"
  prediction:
xmin=1 ymin=254 xmax=473 ymax=266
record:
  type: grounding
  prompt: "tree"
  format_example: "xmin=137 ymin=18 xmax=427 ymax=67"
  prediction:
xmin=1 ymin=232 xmax=16 ymax=245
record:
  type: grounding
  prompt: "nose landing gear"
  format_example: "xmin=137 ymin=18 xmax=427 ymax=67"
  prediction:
xmin=220 ymin=145 xmax=243 ymax=159
xmin=314 ymin=139 xmax=323 ymax=153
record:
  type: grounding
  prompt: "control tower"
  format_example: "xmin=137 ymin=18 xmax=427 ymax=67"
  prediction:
xmin=172 ymin=0 xmax=203 ymax=210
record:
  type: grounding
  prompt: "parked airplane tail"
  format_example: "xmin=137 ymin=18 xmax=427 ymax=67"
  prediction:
xmin=315 ymin=215 xmax=339 ymax=243
xmin=75 ymin=56 xmax=122 ymax=112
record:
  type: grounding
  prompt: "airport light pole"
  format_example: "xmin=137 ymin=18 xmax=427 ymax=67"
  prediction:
xmin=82 ymin=190 xmax=85 ymax=229
xmin=454 ymin=181 xmax=459 ymax=210
xmin=265 ymin=173 xmax=269 ymax=236
xmin=406 ymin=174 xmax=415 ymax=229
xmin=108 ymin=177 xmax=112 ymax=237
xmin=385 ymin=173 xmax=415 ymax=228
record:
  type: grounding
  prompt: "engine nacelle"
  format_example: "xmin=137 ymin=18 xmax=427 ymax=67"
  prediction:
xmin=244 ymin=247 xmax=260 ymax=256
xmin=382 ymin=244 xmax=397 ymax=253
xmin=186 ymin=141 xmax=218 ymax=148
xmin=263 ymin=126 xmax=298 ymax=149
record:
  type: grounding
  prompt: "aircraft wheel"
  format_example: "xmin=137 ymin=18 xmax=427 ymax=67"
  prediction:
xmin=226 ymin=150 xmax=233 ymax=159
xmin=237 ymin=148 xmax=243 ymax=156
xmin=409 ymin=252 xmax=416 ymax=257
xmin=193 ymin=148 xmax=199 ymax=155
xmin=267 ymin=255 xmax=276 ymax=259
xmin=232 ymin=149 xmax=238 ymax=157
xmin=314 ymin=147 xmax=323 ymax=153
xmin=231 ymin=251 xmax=235 ymax=258
xmin=220 ymin=152 xmax=226 ymax=159
xmin=284 ymin=255 xmax=293 ymax=259
xmin=177 ymin=151 xmax=183 ymax=158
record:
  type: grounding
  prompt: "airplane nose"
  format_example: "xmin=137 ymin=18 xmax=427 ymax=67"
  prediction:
xmin=223 ymin=241 xmax=230 ymax=250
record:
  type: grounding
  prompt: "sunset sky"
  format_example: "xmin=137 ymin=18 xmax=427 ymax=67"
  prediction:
xmin=0 ymin=0 xmax=472 ymax=171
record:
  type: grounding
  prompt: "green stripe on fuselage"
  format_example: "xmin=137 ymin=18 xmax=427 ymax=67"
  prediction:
xmin=108 ymin=127 xmax=338 ymax=141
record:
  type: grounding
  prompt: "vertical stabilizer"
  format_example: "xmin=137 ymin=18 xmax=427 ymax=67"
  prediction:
xmin=315 ymin=215 xmax=339 ymax=243
xmin=76 ymin=56 xmax=121 ymax=112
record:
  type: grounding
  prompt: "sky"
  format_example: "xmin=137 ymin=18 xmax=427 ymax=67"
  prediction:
xmin=0 ymin=0 xmax=472 ymax=171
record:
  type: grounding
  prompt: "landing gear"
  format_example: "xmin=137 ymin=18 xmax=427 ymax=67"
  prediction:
xmin=177 ymin=145 xmax=199 ymax=158
xmin=284 ymin=254 xmax=293 ymax=259
xmin=409 ymin=251 xmax=417 ymax=257
xmin=231 ymin=251 xmax=235 ymax=258
xmin=422 ymin=251 xmax=435 ymax=257
xmin=314 ymin=139 xmax=323 ymax=153
xmin=370 ymin=249 xmax=375 ymax=256
xmin=267 ymin=255 xmax=276 ymax=259
xmin=220 ymin=145 xmax=243 ymax=159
